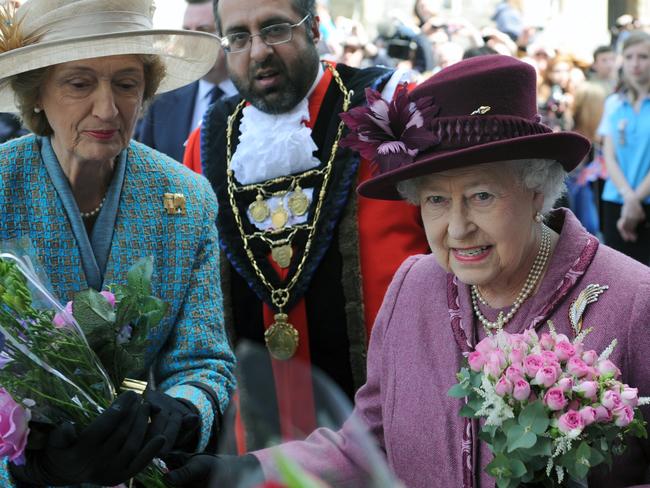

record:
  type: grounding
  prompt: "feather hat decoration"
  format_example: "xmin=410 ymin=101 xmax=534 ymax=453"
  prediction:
xmin=0 ymin=2 xmax=42 ymax=54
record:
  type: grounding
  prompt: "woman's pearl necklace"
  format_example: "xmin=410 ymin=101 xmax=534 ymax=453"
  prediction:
xmin=471 ymin=224 xmax=551 ymax=332
xmin=80 ymin=196 xmax=106 ymax=220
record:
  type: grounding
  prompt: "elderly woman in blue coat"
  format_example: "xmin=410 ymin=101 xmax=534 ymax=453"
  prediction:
xmin=0 ymin=0 xmax=235 ymax=485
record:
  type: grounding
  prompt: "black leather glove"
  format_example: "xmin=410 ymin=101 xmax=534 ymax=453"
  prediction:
xmin=165 ymin=453 xmax=264 ymax=487
xmin=143 ymin=389 xmax=201 ymax=455
xmin=9 ymin=391 xmax=165 ymax=486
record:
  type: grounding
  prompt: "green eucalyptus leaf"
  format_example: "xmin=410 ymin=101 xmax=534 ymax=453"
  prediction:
xmin=448 ymin=383 xmax=470 ymax=398
xmin=72 ymin=289 xmax=116 ymax=332
xmin=138 ymin=296 xmax=168 ymax=329
xmin=519 ymin=401 xmax=549 ymax=434
xmin=460 ymin=403 xmax=476 ymax=417
xmin=126 ymin=256 xmax=153 ymax=296
xmin=456 ymin=367 xmax=470 ymax=383
xmin=506 ymin=424 xmax=537 ymax=452
xmin=627 ymin=418 xmax=649 ymax=439
xmin=521 ymin=436 xmax=552 ymax=458
xmin=486 ymin=453 xmax=512 ymax=480
xmin=590 ymin=447 xmax=605 ymax=467
xmin=509 ymin=458 xmax=527 ymax=478
xmin=470 ymin=370 xmax=483 ymax=387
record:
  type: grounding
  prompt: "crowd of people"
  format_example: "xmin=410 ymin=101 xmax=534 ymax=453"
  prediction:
xmin=0 ymin=0 xmax=648 ymax=487
xmin=308 ymin=0 xmax=650 ymax=267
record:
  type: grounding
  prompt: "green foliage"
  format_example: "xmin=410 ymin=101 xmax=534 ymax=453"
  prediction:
xmin=72 ymin=257 xmax=167 ymax=387
xmin=0 ymin=256 xmax=169 ymax=487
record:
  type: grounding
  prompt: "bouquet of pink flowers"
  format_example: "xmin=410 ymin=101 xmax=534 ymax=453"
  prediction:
xmin=0 ymin=246 xmax=168 ymax=486
xmin=448 ymin=323 xmax=648 ymax=488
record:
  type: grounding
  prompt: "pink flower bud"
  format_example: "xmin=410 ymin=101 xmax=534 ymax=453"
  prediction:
xmin=524 ymin=354 xmax=544 ymax=378
xmin=467 ymin=351 xmax=485 ymax=372
xmin=579 ymin=406 xmax=598 ymax=426
xmin=595 ymin=405 xmax=612 ymax=423
xmin=475 ymin=336 xmax=497 ymax=355
xmin=621 ymin=386 xmax=639 ymax=407
xmin=573 ymin=381 xmax=598 ymax=401
xmin=567 ymin=357 xmax=590 ymax=378
xmin=513 ymin=378 xmax=531 ymax=401
xmin=495 ymin=376 xmax=513 ymax=397
xmin=582 ymin=350 xmax=598 ymax=366
xmin=598 ymin=360 xmax=621 ymax=379
xmin=99 ymin=290 xmax=116 ymax=307
xmin=534 ymin=365 xmax=559 ymax=388
xmin=522 ymin=328 xmax=539 ymax=346
xmin=554 ymin=341 xmax=576 ymax=362
xmin=541 ymin=350 xmax=560 ymax=367
xmin=509 ymin=347 xmax=525 ymax=365
xmin=0 ymin=388 xmax=30 ymax=464
xmin=52 ymin=301 xmax=74 ymax=329
xmin=540 ymin=332 xmax=555 ymax=350
xmin=601 ymin=390 xmax=623 ymax=410
xmin=558 ymin=410 xmax=585 ymax=434
xmin=505 ymin=364 xmax=524 ymax=382
xmin=558 ymin=376 xmax=574 ymax=393
xmin=544 ymin=387 xmax=568 ymax=411
xmin=613 ymin=404 xmax=634 ymax=427
xmin=484 ymin=358 xmax=504 ymax=379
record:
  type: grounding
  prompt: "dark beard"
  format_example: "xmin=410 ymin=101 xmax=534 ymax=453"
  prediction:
xmin=230 ymin=45 xmax=320 ymax=114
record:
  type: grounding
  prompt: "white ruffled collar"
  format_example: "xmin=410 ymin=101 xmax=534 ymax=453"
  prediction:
xmin=230 ymin=66 xmax=325 ymax=185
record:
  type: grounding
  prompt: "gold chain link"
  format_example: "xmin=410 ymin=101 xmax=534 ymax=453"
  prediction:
xmin=225 ymin=63 xmax=352 ymax=310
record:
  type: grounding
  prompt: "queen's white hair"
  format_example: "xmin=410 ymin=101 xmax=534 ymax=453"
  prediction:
xmin=395 ymin=159 xmax=567 ymax=214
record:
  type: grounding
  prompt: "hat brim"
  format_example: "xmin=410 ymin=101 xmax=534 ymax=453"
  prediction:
xmin=0 ymin=29 xmax=219 ymax=112
xmin=357 ymin=131 xmax=591 ymax=200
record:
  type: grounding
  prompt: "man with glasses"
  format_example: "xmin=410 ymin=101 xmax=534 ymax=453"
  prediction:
xmin=182 ymin=0 xmax=428 ymax=453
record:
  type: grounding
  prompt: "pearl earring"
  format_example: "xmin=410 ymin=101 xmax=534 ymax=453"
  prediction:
xmin=535 ymin=212 xmax=543 ymax=223
xmin=33 ymin=107 xmax=41 ymax=114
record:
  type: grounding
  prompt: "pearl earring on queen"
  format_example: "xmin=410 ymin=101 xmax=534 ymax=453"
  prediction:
xmin=33 ymin=107 xmax=41 ymax=114
xmin=535 ymin=212 xmax=543 ymax=223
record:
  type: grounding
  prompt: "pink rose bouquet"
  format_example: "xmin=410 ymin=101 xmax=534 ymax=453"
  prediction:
xmin=448 ymin=323 xmax=648 ymax=488
xmin=0 ymin=249 xmax=168 ymax=486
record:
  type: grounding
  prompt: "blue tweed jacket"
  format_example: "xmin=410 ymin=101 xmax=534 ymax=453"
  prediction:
xmin=0 ymin=135 xmax=236 ymax=485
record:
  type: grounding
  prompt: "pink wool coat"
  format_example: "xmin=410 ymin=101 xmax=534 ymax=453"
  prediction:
xmin=255 ymin=210 xmax=650 ymax=487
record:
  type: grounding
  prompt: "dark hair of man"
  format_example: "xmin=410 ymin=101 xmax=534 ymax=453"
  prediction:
xmin=187 ymin=0 xmax=211 ymax=4
xmin=592 ymin=45 xmax=614 ymax=61
xmin=213 ymin=0 xmax=316 ymax=36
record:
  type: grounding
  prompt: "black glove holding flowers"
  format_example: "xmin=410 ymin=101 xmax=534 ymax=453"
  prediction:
xmin=143 ymin=389 xmax=201 ymax=455
xmin=164 ymin=452 xmax=264 ymax=488
xmin=9 ymin=391 xmax=165 ymax=487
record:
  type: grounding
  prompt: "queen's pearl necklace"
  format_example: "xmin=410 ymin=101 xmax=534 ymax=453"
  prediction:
xmin=471 ymin=224 xmax=551 ymax=332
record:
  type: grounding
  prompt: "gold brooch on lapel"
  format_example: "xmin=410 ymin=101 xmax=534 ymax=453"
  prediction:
xmin=569 ymin=284 xmax=608 ymax=336
xmin=163 ymin=193 xmax=187 ymax=215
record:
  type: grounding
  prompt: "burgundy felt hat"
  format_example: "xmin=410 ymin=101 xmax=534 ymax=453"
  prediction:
xmin=343 ymin=55 xmax=591 ymax=200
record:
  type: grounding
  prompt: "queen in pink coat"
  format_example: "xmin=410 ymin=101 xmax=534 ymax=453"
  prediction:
xmin=167 ymin=56 xmax=650 ymax=487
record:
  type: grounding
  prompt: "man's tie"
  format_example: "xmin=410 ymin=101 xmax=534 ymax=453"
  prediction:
xmin=208 ymin=85 xmax=224 ymax=105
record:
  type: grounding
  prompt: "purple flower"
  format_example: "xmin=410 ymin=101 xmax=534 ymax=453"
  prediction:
xmin=0 ymin=388 xmax=30 ymax=465
xmin=100 ymin=291 xmax=116 ymax=307
xmin=52 ymin=301 xmax=74 ymax=329
xmin=116 ymin=324 xmax=133 ymax=345
xmin=339 ymin=83 xmax=440 ymax=172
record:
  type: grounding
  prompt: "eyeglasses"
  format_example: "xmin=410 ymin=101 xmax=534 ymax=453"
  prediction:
xmin=219 ymin=14 xmax=311 ymax=53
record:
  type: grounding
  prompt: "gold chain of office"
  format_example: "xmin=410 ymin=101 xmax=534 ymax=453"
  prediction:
xmin=225 ymin=63 xmax=352 ymax=360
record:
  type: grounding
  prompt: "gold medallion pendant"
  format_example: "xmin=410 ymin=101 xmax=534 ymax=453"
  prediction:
xmin=249 ymin=194 xmax=270 ymax=222
xmin=288 ymin=185 xmax=310 ymax=216
xmin=271 ymin=203 xmax=289 ymax=229
xmin=271 ymin=244 xmax=293 ymax=269
xmin=264 ymin=313 xmax=299 ymax=360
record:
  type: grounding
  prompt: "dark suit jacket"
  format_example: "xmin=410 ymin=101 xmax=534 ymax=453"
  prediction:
xmin=134 ymin=81 xmax=199 ymax=162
